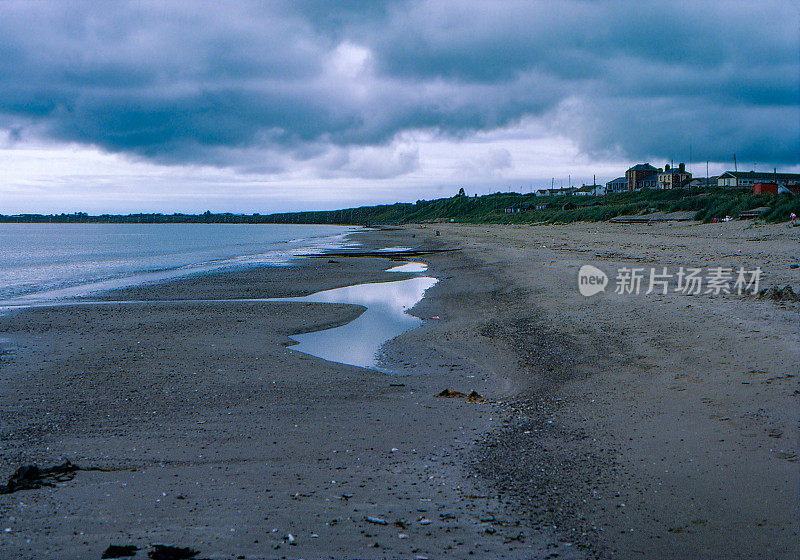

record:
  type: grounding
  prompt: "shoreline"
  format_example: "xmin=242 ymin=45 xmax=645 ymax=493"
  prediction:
xmin=1 ymin=222 xmax=798 ymax=559
xmin=0 ymin=227 xmax=575 ymax=560
xmin=0 ymin=223 xmax=362 ymax=310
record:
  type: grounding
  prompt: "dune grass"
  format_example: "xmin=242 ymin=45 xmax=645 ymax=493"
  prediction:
xmin=261 ymin=188 xmax=799 ymax=225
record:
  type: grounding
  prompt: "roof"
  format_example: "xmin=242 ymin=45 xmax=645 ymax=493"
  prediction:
xmin=607 ymin=177 xmax=626 ymax=183
xmin=689 ymin=176 xmax=718 ymax=184
xmin=659 ymin=167 xmax=690 ymax=175
xmin=545 ymin=187 xmax=576 ymax=194
xmin=627 ymin=163 xmax=658 ymax=172
xmin=719 ymin=171 xmax=800 ymax=180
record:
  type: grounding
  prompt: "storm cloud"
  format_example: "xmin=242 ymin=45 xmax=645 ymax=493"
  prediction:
xmin=0 ymin=0 xmax=798 ymax=177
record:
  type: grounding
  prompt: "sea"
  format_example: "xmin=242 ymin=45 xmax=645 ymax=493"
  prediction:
xmin=0 ymin=223 xmax=359 ymax=305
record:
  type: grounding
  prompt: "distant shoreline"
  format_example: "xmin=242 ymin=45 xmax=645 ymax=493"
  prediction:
xmin=2 ymin=185 xmax=798 ymax=225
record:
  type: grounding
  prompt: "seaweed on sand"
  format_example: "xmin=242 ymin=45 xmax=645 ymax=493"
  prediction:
xmin=0 ymin=460 xmax=79 ymax=494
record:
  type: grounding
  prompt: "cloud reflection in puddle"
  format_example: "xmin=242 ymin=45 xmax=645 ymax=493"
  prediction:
xmin=271 ymin=276 xmax=437 ymax=372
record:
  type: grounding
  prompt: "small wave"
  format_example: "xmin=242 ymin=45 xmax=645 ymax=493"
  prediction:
xmin=0 ymin=225 xmax=362 ymax=308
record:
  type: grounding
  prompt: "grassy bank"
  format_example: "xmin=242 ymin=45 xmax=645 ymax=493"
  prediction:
xmin=2 ymin=188 xmax=798 ymax=225
xmin=263 ymin=188 xmax=799 ymax=225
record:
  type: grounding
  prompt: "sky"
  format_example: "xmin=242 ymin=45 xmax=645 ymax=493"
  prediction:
xmin=1 ymin=0 xmax=798 ymax=214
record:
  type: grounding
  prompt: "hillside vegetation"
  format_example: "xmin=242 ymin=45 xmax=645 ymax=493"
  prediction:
xmin=262 ymin=188 xmax=799 ymax=225
xmin=2 ymin=188 xmax=798 ymax=225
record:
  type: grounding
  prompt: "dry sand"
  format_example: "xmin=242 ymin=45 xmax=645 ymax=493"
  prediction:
xmin=406 ymin=220 xmax=799 ymax=559
xmin=0 ymin=221 xmax=798 ymax=559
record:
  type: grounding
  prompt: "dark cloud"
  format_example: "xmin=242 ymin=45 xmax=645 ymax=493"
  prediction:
xmin=0 ymin=0 xmax=797 ymax=174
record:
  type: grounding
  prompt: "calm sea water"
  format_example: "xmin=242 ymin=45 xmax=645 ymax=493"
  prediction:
xmin=0 ymin=223 xmax=358 ymax=304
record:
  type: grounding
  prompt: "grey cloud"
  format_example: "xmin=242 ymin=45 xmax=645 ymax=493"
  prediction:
xmin=457 ymin=147 xmax=513 ymax=178
xmin=0 ymin=0 xmax=797 ymax=172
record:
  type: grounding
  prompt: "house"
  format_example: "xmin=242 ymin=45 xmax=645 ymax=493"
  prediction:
xmin=657 ymin=163 xmax=692 ymax=189
xmin=606 ymin=176 xmax=627 ymax=194
xmin=687 ymin=176 xmax=719 ymax=189
xmin=574 ymin=184 xmax=606 ymax=196
xmin=626 ymin=163 xmax=659 ymax=191
xmin=717 ymin=171 xmax=800 ymax=189
xmin=535 ymin=187 xmax=577 ymax=197
xmin=504 ymin=204 xmax=530 ymax=213
xmin=638 ymin=174 xmax=659 ymax=189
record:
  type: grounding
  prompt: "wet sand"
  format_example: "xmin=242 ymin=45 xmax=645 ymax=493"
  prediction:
xmin=1 ymin=222 xmax=798 ymax=559
xmin=0 ymin=229 xmax=576 ymax=560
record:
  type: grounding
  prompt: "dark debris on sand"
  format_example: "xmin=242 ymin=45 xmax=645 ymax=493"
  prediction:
xmin=147 ymin=544 xmax=200 ymax=560
xmin=436 ymin=388 xmax=467 ymax=398
xmin=0 ymin=460 xmax=79 ymax=494
xmin=758 ymin=285 xmax=800 ymax=302
xmin=102 ymin=544 xmax=139 ymax=558
xmin=436 ymin=388 xmax=485 ymax=402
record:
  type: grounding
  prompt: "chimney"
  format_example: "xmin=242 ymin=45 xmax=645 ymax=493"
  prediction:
xmin=679 ymin=163 xmax=685 ymax=173
xmin=665 ymin=164 xmax=670 ymax=171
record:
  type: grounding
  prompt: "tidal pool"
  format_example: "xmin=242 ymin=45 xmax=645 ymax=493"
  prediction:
xmin=271 ymin=276 xmax=437 ymax=371
xmin=386 ymin=261 xmax=428 ymax=273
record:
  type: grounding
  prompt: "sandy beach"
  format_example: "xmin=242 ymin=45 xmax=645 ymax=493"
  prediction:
xmin=1 ymin=221 xmax=798 ymax=559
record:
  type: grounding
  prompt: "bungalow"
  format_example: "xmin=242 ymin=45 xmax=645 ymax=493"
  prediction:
xmin=535 ymin=187 xmax=578 ymax=197
xmin=574 ymin=184 xmax=605 ymax=196
xmin=717 ymin=171 xmax=800 ymax=189
xmin=504 ymin=203 xmax=530 ymax=213
xmin=606 ymin=176 xmax=627 ymax=194
xmin=687 ymin=176 xmax=719 ymax=189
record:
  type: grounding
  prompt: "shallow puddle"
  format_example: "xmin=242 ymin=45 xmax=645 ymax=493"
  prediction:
xmin=376 ymin=246 xmax=412 ymax=252
xmin=386 ymin=261 xmax=428 ymax=273
xmin=271 ymin=276 xmax=437 ymax=371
